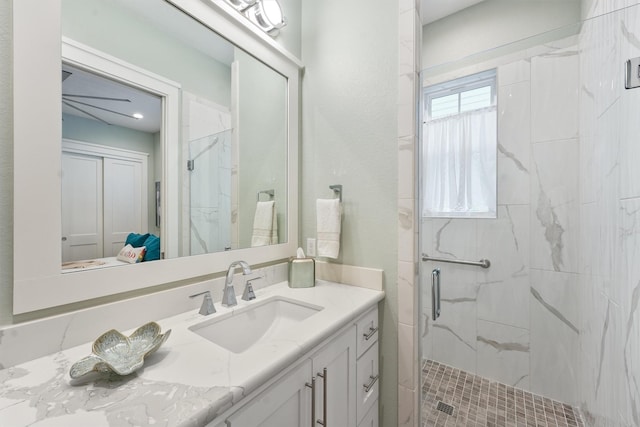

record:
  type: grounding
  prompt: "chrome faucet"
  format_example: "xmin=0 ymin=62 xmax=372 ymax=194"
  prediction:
xmin=222 ymin=260 xmax=252 ymax=307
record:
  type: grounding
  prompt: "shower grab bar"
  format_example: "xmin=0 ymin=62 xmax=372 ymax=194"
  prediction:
xmin=432 ymin=268 xmax=441 ymax=321
xmin=256 ymin=189 xmax=275 ymax=202
xmin=422 ymin=253 xmax=490 ymax=269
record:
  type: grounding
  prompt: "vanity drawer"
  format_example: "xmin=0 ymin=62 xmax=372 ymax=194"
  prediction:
xmin=356 ymin=307 xmax=378 ymax=357
xmin=356 ymin=341 xmax=379 ymax=425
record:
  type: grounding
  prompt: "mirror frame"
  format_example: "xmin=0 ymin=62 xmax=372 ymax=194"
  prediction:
xmin=13 ymin=0 xmax=301 ymax=314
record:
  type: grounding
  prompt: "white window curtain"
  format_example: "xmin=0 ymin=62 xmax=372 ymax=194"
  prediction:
xmin=422 ymin=106 xmax=497 ymax=218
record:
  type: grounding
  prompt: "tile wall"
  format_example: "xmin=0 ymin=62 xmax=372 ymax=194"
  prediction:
xmin=420 ymin=38 xmax=581 ymax=404
xmin=397 ymin=0 xmax=421 ymax=426
xmin=411 ymin=2 xmax=640 ymax=426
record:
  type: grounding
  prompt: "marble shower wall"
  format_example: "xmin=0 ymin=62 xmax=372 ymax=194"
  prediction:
xmin=578 ymin=2 xmax=640 ymax=425
xmin=421 ymin=3 xmax=640 ymax=425
xmin=421 ymin=41 xmax=581 ymax=404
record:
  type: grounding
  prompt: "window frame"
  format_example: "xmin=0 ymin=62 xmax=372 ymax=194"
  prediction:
xmin=424 ymin=69 xmax=497 ymax=121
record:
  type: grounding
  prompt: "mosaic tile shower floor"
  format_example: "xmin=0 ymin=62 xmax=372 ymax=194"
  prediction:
xmin=421 ymin=360 xmax=584 ymax=427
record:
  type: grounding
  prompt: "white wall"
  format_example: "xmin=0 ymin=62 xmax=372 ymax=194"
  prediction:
xmin=422 ymin=0 xmax=581 ymax=69
xmin=300 ymin=1 xmax=399 ymax=425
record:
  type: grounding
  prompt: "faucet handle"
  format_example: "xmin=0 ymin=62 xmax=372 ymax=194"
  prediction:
xmin=242 ymin=277 xmax=262 ymax=301
xmin=189 ymin=291 xmax=216 ymax=316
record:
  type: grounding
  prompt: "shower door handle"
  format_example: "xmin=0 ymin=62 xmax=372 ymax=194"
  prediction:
xmin=432 ymin=268 xmax=441 ymax=321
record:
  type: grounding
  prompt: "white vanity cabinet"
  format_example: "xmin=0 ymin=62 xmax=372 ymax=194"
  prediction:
xmin=225 ymin=360 xmax=313 ymax=427
xmin=355 ymin=308 xmax=380 ymax=427
xmin=221 ymin=306 xmax=379 ymax=427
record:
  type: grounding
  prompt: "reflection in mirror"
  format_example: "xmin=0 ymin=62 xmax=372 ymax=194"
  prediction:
xmin=61 ymin=0 xmax=288 ymax=270
xmin=61 ymin=64 xmax=162 ymax=271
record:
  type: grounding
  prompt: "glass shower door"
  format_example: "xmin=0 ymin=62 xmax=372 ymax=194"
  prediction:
xmin=188 ymin=129 xmax=232 ymax=255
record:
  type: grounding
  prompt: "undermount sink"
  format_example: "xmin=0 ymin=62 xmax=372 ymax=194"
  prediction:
xmin=188 ymin=296 xmax=323 ymax=353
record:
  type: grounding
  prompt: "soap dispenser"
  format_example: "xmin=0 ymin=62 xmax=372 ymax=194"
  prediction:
xmin=288 ymin=247 xmax=315 ymax=288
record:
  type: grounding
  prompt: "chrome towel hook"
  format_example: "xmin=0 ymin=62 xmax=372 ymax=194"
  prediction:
xmin=329 ymin=184 xmax=342 ymax=202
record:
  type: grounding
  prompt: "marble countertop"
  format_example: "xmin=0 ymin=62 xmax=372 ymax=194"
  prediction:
xmin=0 ymin=281 xmax=384 ymax=427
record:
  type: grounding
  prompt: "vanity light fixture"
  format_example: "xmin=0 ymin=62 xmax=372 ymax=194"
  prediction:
xmin=226 ymin=0 xmax=256 ymax=12
xmin=246 ymin=0 xmax=286 ymax=35
xmin=223 ymin=0 xmax=286 ymax=37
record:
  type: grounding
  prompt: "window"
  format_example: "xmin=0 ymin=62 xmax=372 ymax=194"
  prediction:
xmin=422 ymin=69 xmax=497 ymax=218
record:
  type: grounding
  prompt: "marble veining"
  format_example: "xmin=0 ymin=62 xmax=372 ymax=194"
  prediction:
xmin=433 ymin=324 xmax=475 ymax=351
xmin=441 ymin=296 xmax=477 ymax=304
xmin=534 ymin=166 xmax=566 ymax=272
xmin=434 ymin=219 xmax=456 ymax=258
xmin=0 ymin=355 xmax=231 ymax=427
xmin=621 ymin=20 xmax=640 ymax=48
xmin=624 ymin=280 xmax=640 ymax=425
xmin=530 ymin=287 xmax=578 ymax=334
xmin=498 ymin=143 xmax=529 ymax=174
xmin=476 ymin=336 xmax=529 ymax=353
xmin=594 ymin=300 xmax=609 ymax=398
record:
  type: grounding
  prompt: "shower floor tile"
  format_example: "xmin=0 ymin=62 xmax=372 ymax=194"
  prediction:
xmin=421 ymin=359 xmax=584 ymax=427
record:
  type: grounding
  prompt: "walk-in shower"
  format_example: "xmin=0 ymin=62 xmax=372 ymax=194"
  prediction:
xmin=418 ymin=2 xmax=640 ymax=425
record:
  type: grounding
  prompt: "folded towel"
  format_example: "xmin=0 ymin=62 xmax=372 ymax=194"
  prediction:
xmin=316 ymin=198 xmax=342 ymax=259
xmin=251 ymin=201 xmax=278 ymax=247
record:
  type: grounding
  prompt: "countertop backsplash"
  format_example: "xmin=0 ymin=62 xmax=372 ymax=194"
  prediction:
xmin=0 ymin=262 xmax=288 ymax=369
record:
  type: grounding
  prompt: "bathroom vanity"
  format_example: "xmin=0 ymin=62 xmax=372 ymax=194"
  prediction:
xmin=0 ymin=281 xmax=383 ymax=427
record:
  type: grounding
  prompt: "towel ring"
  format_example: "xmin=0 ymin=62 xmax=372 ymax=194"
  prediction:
xmin=329 ymin=185 xmax=342 ymax=202
xmin=256 ymin=189 xmax=275 ymax=202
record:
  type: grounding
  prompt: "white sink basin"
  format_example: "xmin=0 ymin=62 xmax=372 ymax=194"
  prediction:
xmin=188 ymin=296 xmax=323 ymax=353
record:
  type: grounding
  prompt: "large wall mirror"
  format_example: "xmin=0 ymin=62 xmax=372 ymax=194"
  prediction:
xmin=13 ymin=0 xmax=301 ymax=314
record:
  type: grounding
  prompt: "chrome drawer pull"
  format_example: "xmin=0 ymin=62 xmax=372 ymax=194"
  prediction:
xmin=316 ymin=368 xmax=327 ymax=426
xmin=306 ymin=377 xmax=316 ymax=427
xmin=363 ymin=326 xmax=378 ymax=341
xmin=363 ymin=374 xmax=379 ymax=393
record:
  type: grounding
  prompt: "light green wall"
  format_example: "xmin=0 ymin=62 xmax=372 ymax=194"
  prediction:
xmin=236 ymin=49 xmax=288 ymax=248
xmin=62 ymin=113 xmax=159 ymax=237
xmin=274 ymin=0 xmax=301 ymax=59
xmin=62 ymin=0 xmax=232 ymax=107
xmin=300 ymin=1 xmax=399 ymax=425
xmin=0 ymin=0 xmax=12 ymax=324
xmin=422 ymin=0 xmax=582 ymax=69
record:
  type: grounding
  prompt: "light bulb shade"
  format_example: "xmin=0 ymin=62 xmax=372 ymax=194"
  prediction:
xmin=248 ymin=0 xmax=286 ymax=35
xmin=226 ymin=0 xmax=256 ymax=12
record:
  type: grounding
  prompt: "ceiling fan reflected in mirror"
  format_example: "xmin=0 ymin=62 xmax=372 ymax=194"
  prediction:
xmin=61 ymin=64 xmax=162 ymax=133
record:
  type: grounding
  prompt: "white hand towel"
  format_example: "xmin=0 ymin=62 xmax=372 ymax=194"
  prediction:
xmin=251 ymin=201 xmax=277 ymax=247
xmin=316 ymin=198 xmax=342 ymax=259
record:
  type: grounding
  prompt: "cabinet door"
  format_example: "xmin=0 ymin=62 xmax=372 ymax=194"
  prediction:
xmin=312 ymin=327 xmax=357 ymax=427
xmin=227 ymin=359 xmax=312 ymax=427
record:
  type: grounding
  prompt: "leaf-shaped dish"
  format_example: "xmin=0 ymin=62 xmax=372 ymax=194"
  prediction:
xmin=69 ymin=322 xmax=171 ymax=379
